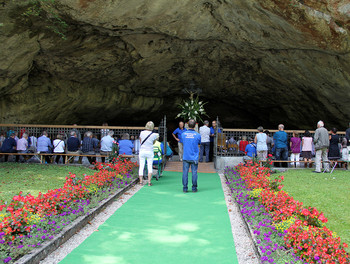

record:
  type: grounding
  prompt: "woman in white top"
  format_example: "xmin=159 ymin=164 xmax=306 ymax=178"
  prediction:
xmin=254 ymin=126 xmax=268 ymax=161
xmin=139 ymin=121 xmax=159 ymax=186
xmin=53 ymin=134 xmax=65 ymax=164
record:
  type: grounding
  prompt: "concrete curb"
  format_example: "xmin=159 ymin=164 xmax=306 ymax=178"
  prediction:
xmin=225 ymin=175 xmax=262 ymax=263
xmin=16 ymin=178 xmax=138 ymax=264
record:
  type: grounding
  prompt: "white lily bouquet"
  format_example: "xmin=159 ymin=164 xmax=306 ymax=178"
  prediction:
xmin=176 ymin=96 xmax=208 ymax=122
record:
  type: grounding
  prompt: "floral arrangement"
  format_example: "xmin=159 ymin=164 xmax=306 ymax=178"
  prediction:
xmin=176 ymin=95 xmax=208 ymax=122
xmin=0 ymin=158 xmax=137 ymax=263
xmin=107 ymin=141 xmax=119 ymax=163
xmin=225 ymin=162 xmax=350 ymax=264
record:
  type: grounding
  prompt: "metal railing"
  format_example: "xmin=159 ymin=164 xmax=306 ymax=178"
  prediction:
xmin=214 ymin=119 xmax=346 ymax=158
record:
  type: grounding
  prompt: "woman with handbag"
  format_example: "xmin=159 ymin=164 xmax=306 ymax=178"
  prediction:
xmin=139 ymin=121 xmax=159 ymax=186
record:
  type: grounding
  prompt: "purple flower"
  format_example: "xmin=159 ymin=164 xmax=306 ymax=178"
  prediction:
xmin=41 ymin=235 xmax=46 ymax=239
xmin=268 ymin=259 xmax=274 ymax=263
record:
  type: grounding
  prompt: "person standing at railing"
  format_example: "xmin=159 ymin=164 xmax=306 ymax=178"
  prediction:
xmin=290 ymin=131 xmax=301 ymax=167
xmin=199 ymin=120 xmax=210 ymax=163
xmin=100 ymin=122 xmax=110 ymax=139
xmin=254 ymin=126 xmax=268 ymax=161
xmin=313 ymin=121 xmax=330 ymax=173
xmin=172 ymin=121 xmax=187 ymax=161
xmin=209 ymin=120 xmax=221 ymax=162
xmin=273 ymin=124 xmax=288 ymax=167
xmin=37 ymin=131 xmax=53 ymax=164
xmin=346 ymin=122 xmax=350 ymax=161
xmin=301 ymin=130 xmax=313 ymax=168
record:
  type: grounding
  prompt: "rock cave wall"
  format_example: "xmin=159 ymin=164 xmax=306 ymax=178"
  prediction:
xmin=0 ymin=0 xmax=349 ymax=129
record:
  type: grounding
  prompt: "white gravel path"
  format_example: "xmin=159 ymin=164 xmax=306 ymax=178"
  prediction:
xmin=218 ymin=172 xmax=260 ymax=264
xmin=41 ymin=175 xmax=259 ymax=264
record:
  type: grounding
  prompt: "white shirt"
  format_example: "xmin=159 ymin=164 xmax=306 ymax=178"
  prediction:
xmin=199 ymin=125 xmax=210 ymax=143
xmin=139 ymin=130 xmax=159 ymax=152
xmin=53 ymin=139 xmax=65 ymax=153
xmin=101 ymin=135 xmax=114 ymax=151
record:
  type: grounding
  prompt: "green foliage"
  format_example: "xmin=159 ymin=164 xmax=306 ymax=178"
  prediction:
xmin=22 ymin=0 xmax=68 ymax=39
xmin=176 ymin=95 xmax=209 ymax=122
xmin=276 ymin=169 xmax=350 ymax=251
xmin=107 ymin=142 xmax=120 ymax=163
xmin=0 ymin=163 xmax=93 ymax=204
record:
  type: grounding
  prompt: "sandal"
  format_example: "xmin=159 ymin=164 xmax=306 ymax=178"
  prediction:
xmin=148 ymin=183 xmax=153 ymax=186
xmin=139 ymin=182 xmax=143 ymax=186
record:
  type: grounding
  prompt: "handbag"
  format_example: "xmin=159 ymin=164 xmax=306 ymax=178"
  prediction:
xmin=141 ymin=132 xmax=153 ymax=146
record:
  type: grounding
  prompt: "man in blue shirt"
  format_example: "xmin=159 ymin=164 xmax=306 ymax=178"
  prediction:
xmin=1 ymin=133 xmax=19 ymax=162
xmin=243 ymin=138 xmax=257 ymax=162
xmin=181 ymin=119 xmax=201 ymax=193
xmin=273 ymin=124 xmax=288 ymax=167
xmin=209 ymin=120 xmax=222 ymax=162
xmin=172 ymin=121 xmax=187 ymax=161
xmin=37 ymin=131 xmax=53 ymax=163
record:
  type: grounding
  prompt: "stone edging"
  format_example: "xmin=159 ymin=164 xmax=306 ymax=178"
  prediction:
xmin=225 ymin=175 xmax=262 ymax=263
xmin=16 ymin=178 xmax=139 ymax=264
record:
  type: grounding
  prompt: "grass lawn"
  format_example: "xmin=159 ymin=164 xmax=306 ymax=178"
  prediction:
xmin=0 ymin=163 xmax=94 ymax=204
xmin=274 ymin=168 xmax=350 ymax=251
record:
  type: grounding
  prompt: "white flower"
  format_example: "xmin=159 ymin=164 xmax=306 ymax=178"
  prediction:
xmin=194 ymin=111 xmax=198 ymax=114
xmin=199 ymin=102 xmax=202 ymax=105
xmin=185 ymin=102 xmax=188 ymax=106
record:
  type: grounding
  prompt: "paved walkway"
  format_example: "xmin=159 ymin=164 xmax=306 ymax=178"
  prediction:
xmin=60 ymin=164 xmax=238 ymax=264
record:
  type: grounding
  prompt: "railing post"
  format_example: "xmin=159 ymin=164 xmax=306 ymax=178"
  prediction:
xmin=214 ymin=116 xmax=219 ymax=168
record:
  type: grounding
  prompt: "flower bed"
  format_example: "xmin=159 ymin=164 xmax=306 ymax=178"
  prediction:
xmin=0 ymin=159 xmax=137 ymax=264
xmin=225 ymin=161 xmax=350 ymax=264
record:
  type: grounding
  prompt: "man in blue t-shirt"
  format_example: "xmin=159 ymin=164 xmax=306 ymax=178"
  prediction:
xmin=181 ymin=119 xmax=201 ymax=193
xmin=172 ymin=121 xmax=187 ymax=161
xmin=243 ymin=138 xmax=257 ymax=162
xmin=273 ymin=124 xmax=288 ymax=167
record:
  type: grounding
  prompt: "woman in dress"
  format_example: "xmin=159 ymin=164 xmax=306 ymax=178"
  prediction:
xmin=328 ymin=127 xmax=340 ymax=167
xmin=138 ymin=121 xmax=159 ymax=186
xmin=254 ymin=126 xmax=267 ymax=161
xmin=301 ymin=130 xmax=313 ymax=168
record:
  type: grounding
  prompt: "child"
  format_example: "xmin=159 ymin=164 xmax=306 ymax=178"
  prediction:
xmin=301 ymin=130 xmax=313 ymax=168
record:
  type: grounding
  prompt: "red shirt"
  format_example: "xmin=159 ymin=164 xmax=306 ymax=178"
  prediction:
xmin=239 ymin=140 xmax=249 ymax=152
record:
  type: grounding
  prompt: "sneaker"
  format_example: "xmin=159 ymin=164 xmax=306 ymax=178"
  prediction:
xmin=183 ymin=190 xmax=188 ymax=193
xmin=312 ymin=171 xmax=321 ymax=173
xmin=192 ymin=189 xmax=198 ymax=193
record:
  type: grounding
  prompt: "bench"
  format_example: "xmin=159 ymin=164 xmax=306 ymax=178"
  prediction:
xmin=0 ymin=153 xmax=135 ymax=164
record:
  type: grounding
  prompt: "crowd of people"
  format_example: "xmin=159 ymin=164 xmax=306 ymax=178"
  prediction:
xmin=241 ymin=122 xmax=350 ymax=171
xmin=0 ymin=124 xmax=145 ymax=164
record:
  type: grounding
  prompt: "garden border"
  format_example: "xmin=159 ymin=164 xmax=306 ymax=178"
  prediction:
xmin=15 ymin=178 xmax=139 ymax=264
xmin=225 ymin=174 xmax=263 ymax=263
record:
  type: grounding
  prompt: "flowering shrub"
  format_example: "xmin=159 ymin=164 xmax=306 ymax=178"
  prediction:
xmin=225 ymin=163 xmax=350 ymax=264
xmin=0 ymin=159 xmax=137 ymax=263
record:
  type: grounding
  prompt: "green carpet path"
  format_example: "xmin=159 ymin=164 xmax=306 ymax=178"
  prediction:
xmin=60 ymin=171 xmax=239 ymax=264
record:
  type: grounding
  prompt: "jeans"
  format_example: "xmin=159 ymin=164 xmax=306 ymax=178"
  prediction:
xmin=315 ymin=148 xmax=329 ymax=172
xmin=199 ymin=142 xmax=210 ymax=162
xmin=275 ymin=147 xmax=288 ymax=167
xmin=178 ymin=142 xmax=183 ymax=161
xmin=182 ymin=160 xmax=198 ymax=191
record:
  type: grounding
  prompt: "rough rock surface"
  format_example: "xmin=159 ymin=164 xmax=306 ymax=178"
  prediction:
xmin=0 ymin=0 xmax=349 ymax=128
